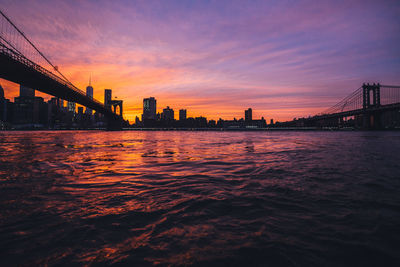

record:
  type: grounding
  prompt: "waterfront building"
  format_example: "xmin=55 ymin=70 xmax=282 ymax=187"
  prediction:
xmin=0 ymin=85 xmax=5 ymax=122
xmin=4 ymin=99 xmax=14 ymax=125
xmin=179 ymin=109 xmax=187 ymax=121
xmin=104 ymin=89 xmax=112 ymax=109
xmin=245 ymin=108 xmax=252 ymax=121
xmin=142 ymin=97 xmax=157 ymax=120
xmin=208 ymin=119 xmax=216 ymax=127
xmin=162 ymin=106 xmax=174 ymax=120
xmin=86 ymin=77 xmax=94 ymax=115
xmin=195 ymin=116 xmax=207 ymax=127
xmin=13 ymin=85 xmax=41 ymax=125
xmin=19 ymin=85 xmax=35 ymax=98
xmin=47 ymin=97 xmax=64 ymax=127
xmin=68 ymin=102 xmax=76 ymax=114
xmin=135 ymin=116 xmax=141 ymax=126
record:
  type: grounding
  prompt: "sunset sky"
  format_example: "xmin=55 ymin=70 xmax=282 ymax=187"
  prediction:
xmin=1 ymin=0 xmax=399 ymax=122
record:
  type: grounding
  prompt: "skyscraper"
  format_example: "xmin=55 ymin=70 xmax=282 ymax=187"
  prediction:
xmin=13 ymin=85 xmax=40 ymax=125
xmin=142 ymin=97 xmax=156 ymax=120
xmin=104 ymin=89 xmax=112 ymax=109
xmin=245 ymin=108 xmax=252 ymax=121
xmin=162 ymin=106 xmax=174 ymax=120
xmin=86 ymin=77 xmax=94 ymax=115
xmin=179 ymin=109 xmax=187 ymax=121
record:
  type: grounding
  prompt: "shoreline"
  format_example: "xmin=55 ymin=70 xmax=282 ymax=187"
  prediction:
xmin=1 ymin=127 xmax=400 ymax=132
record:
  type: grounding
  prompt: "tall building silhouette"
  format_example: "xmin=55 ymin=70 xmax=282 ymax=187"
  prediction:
xmin=104 ymin=89 xmax=112 ymax=109
xmin=245 ymin=108 xmax=252 ymax=121
xmin=179 ymin=109 xmax=187 ymax=121
xmin=142 ymin=97 xmax=156 ymax=120
xmin=162 ymin=106 xmax=174 ymax=120
xmin=13 ymin=85 xmax=42 ymax=125
xmin=86 ymin=76 xmax=93 ymax=115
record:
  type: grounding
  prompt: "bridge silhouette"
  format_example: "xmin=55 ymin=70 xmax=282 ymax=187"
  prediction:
xmin=0 ymin=9 xmax=123 ymax=129
xmin=280 ymin=83 xmax=400 ymax=129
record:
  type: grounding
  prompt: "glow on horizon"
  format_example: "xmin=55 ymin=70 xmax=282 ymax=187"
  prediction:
xmin=0 ymin=0 xmax=399 ymax=122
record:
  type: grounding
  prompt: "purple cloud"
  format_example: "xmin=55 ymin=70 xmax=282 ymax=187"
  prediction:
xmin=0 ymin=0 xmax=399 ymax=121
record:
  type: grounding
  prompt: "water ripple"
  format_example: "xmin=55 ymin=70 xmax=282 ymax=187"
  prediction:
xmin=1 ymin=130 xmax=400 ymax=266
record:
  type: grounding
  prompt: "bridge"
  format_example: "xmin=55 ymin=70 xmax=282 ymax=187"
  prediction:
xmin=0 ymin=9 xmax=123 ymax=129
xmin=283 ymin=83 xmax=400 ymax=129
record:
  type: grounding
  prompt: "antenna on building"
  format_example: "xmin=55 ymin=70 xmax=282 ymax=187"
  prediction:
xmin=89 ymin=74 xmax=92 ymax=86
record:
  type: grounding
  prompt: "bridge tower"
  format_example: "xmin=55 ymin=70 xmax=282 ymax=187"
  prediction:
xmin=363 ymin=83 xmax=380 ymax=109
xmin=110 ymin=100 xmax=123 ymax=117
xmin=362 ymin=83 xmax=381 ymax=129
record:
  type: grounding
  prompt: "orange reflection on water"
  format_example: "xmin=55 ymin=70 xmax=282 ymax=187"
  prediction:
xmin=1 ymin=130 xmax=339 ymax=265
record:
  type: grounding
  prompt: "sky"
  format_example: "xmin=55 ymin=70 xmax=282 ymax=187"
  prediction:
xmin=0 ymin=0 xmax=399 ymax=122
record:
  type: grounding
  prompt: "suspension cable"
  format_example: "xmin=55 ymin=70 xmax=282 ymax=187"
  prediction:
xmin=0 ymin=8 xmax=74 ymax=86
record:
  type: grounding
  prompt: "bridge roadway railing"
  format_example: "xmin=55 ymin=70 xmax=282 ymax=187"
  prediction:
xmin=309 ymin=102 xmax=400 ymax=122
xmin=0 ymin=42 xmax=105 ymax=109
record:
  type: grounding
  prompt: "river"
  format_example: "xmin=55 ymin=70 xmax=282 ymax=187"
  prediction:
xmin=1 ymin=131 xmax=399 ymax=266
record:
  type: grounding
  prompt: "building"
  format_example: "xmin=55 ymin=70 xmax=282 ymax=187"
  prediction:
xmin=86 ymin=77 xmax=94 ymax=115
xmin=142 ymin=97 xmax=156 ymax=120
xmin=20 ymin=85 xmax=35 ymax=98
xmin=245 ymin=108 xmax=252 ymax=121
xmin=135 ymin=116 xmax=141 ymax=126
xmin=104 ymin=89 xmax=112 ymax=109
xmin=48 ymin=97 xmax=64 ymax=127
xmin=0 ymin=85 xmax=5 ymax=122
xmin=195 ymin=116 xmax=207 ymax=127
xmin=68 ymin=102 xmax=76 ymax=114
xmin=4 ymin=99 xmax=14 ymax=125
xmin=217 ymin=116 xmax=267 ymax=129
xmin=162 ymin=106 xmax=174 ymax=120
xmin=13 ymin=85 xmax=42 ymax=125
xmin=179 ymin=109 xmax=187 ymax=121
xmin=208 ymin=119 xmax=216 ymax=127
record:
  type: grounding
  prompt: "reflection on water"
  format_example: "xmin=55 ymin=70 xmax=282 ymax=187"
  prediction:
xmin=1 ymin=131 xmax=400 ymax=266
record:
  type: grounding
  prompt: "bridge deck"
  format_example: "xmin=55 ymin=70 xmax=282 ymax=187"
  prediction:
xmin=0 ymin=45 xmax=120 ymax=120
xmin=310 ymin=103 xmax=400 ymax=121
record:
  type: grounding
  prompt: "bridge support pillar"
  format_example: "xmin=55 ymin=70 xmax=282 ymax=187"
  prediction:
xmin=362 ymin=113 xmax=370 ymax=129
xmin=339 ymin=117 xmax=344 ymax=128
xmin=362 ymin=111 xmax=383 ymax=130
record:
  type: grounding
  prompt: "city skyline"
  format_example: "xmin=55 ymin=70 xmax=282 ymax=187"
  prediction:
xmin=1 ymin=83 xmax=272 ymax=129
xmin=1 ymin=2 xmax=400 ymax=265
xmin=0 ymin=0 xmax=399 ymax=122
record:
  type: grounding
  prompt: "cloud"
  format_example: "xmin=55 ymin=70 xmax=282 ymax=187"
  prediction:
xmin=1 ymin=0 xmax=399 ymax=121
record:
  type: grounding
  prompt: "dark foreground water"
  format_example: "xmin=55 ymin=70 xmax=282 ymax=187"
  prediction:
xmin=1 ymin=131 xmax=400 ymax=266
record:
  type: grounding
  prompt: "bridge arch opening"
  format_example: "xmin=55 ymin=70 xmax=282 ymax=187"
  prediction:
xmin=369 ymin=89 xmax=374 ymax=107
xmin=115 ymin=105 xmax=121 ymax=115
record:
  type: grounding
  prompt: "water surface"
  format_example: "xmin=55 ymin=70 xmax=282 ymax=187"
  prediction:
xmin=1 ymin=131 xmax=400 ymax=266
